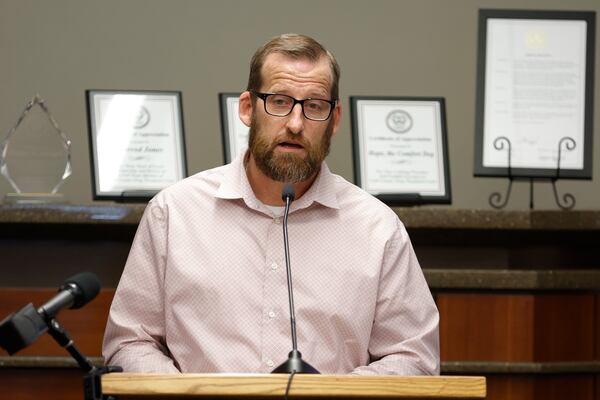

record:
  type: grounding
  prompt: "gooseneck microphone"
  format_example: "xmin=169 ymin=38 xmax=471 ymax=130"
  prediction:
xmin=0 ymin=272 xmax=101 ymax=356
xmin=271 ymin=183 xmax=319 ymax=374
xmin=0 ymin=271 xmax=123 ymax=399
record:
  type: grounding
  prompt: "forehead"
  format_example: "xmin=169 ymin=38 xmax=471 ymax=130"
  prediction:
xmin=260 ymin=53 xmax=332 ymax=96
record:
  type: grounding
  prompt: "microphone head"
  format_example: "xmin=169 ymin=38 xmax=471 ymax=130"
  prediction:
xmin=281 ymin=183 xmax=295 ymax=202
xmin=60 ymin=272 xmax=101 ymax=309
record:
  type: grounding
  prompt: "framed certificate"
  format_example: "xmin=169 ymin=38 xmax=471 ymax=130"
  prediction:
xmin=350 ymin=96 xmax=451 ymax=205
xmin=86 ymin=90 xmax=187 ymax=201
xmin=475 ymin=9 xmax=595 ymax=179
xmin=219 ymin=93 xmax=250 ymax=163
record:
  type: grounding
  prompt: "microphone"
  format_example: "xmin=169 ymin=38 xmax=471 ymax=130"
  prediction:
xmin=39 ymin=271 xmax=101 ymax=319
xmin=0 ymin=272 xmax=101 ymax=355
xmin=281 ymin=183 xmax=295 ymax=202
xmin=271 ymin=183 xmax=319 ymax=374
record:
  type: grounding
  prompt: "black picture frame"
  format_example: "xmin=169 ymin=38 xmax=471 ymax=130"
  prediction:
xmin=86 ymin=89 xmax=187 ymax=202
xmin=219 ymin=92 xmax=248 ymax=164
xmin=474 ymin=9 xmax=596 ymax=179
xmin=350 ymin=96 xmax=452 ymax=205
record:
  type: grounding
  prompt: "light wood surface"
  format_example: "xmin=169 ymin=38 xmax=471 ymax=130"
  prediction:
xmin=101 ymin=373 xmax=486 ymax=398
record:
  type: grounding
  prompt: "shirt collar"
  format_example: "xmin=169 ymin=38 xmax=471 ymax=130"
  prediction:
xmin=215 ymin=153 xmax=255 ymax=202
xmin=293 ymin=162 xmax=340 ymax=210
xmin=215 ymin=152 xmax=340 ymax=211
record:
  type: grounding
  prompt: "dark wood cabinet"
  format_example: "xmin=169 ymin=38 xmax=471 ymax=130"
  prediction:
xmin=1 ymin=205 xmax=599 ymax=399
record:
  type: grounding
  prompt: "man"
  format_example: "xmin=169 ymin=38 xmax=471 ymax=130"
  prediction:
xmin=103 ymin=33 xmax=439 ymax=375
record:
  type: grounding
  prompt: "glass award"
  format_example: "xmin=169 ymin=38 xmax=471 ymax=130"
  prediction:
xmin=0 ymin=94 xmax=72 ymax=203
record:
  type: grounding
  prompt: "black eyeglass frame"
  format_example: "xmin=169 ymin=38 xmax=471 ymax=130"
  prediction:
xmin=251 ymin=91 xmax=337 ymax=121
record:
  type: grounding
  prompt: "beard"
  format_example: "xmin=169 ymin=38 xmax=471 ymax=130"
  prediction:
xmin=248 ymin=114 xmax=333 ymax=183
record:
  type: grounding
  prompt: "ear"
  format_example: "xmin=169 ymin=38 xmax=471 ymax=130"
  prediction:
xmin=330 ymin=102 xmax=342 ymax=138
xmin=238 ymin=91 xmax=253 ymax=127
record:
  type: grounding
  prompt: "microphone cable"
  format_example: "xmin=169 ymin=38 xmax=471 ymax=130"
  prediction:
xmin=284 ymin=370 xmax=297 ymax=400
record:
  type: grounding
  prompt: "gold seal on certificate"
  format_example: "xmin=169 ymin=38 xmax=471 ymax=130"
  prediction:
xmin=386 ymin=110 xmax=413 ymax=134
xmin=134 ymin=106 xmax=151 ymax=129
xmin=350 ymin=96 xmax=451 ymax=205
xmin=86 ymin=90 xmax=187 ymax=201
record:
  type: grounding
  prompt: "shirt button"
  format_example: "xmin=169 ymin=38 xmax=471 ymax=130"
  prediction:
xmin=268 ymin=310 xmax=276 ymax=319
xmin=266 ymin=359 xmax=274 ymax=367
xmin=270 ymin=262 xmax=278 ymax=271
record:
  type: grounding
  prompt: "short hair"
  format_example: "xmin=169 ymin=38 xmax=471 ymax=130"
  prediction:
xmin=246 ymin=33 xmax=341 ymax=100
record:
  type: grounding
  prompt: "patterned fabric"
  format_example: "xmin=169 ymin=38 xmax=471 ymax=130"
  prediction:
xmin=102 ymin=155 xmax=440 ymax=375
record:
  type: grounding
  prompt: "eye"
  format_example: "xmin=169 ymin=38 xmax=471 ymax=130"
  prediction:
xmin=305 ymin=100 xmax=325 ymax=111
xmin=270 ymin=95 xmax=292 ymax=107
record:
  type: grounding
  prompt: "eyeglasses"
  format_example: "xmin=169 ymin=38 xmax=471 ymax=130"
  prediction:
xmin=251 ymin=91 xmax=336 ymax=121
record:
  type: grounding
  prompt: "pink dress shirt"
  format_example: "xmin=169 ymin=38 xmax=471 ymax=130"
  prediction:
xmin=102 ymin=155 xmax=440 ymax=375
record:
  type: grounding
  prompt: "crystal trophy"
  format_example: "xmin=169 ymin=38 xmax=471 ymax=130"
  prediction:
xmin=0 ymin=94 xmax=72 ymax=203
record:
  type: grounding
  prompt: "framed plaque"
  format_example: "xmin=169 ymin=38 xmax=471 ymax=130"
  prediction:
xmin=475 ymin=9 xmax=596 ymax=179
xmin=219 ymin=93 xmax=250 ymax=163
xmin=86 ymin=90 xmax=187 ymax=201
xmin=350 ymin=96 xmax=451 ymax=205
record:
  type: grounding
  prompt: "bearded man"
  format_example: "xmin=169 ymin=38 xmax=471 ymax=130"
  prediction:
xmin=103 ymin=33 xmax=439 ymax=375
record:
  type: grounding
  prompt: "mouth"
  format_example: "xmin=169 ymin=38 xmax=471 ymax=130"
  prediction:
xmin=278 ymin=141 xmax=304 ymax=149
xmin=276 ymin=140 xmax=306 ymax=153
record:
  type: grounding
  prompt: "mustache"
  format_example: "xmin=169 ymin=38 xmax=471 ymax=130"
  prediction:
xmin=271 ymin=134 xmax=310 ymax=149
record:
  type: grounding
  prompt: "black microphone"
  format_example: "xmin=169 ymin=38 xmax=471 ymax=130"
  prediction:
xmin=271 ymin=184 xmax=319 ymax=374
xmin=0 ymin=272 xmax=101 ymax=355
xmin=281 ymin=183 xmax=295 ymax=203
xmin=39 ymin=271 xmax=101 ymax=319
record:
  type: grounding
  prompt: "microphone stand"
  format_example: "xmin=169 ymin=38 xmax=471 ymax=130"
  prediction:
xmin=0 ymin=272 xmax=122 ymax=400
xmin=43 ymin=313 xmax=123 ymax=400
xmin=46 ymin=318 xmax=95 ymax=372
xmin=271 ymin=184 xmax=319 ymax=374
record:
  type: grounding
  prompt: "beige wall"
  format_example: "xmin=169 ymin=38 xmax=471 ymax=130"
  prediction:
xmin=1 ymin=0 xmax=598 ymax=209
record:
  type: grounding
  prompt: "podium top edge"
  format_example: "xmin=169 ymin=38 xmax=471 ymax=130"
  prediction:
xmin=102 ymin=373 xmax=486 ymax=399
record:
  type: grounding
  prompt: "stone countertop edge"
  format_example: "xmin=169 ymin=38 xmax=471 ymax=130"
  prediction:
xmin=442 ymin=361 xmax=600 ymax=374
xmin=0 ymin=203 xmax=146 ymax=224
xmin=424 ymin=269 xmax=600 ymax=291
xmin=1 ymin=204 xmax=600 ymax=229
xmin=1 ymin=356 xmax=599 ymax=374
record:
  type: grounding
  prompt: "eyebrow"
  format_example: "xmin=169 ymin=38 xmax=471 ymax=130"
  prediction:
xmin=269 ymin=89 xmax=331 ymax=100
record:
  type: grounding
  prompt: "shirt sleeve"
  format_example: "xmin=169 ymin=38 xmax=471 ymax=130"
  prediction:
xmin=351 ymin=220 xmax=440 ymax=375
xmin=102 ymin=200 xmax=181 ymax=373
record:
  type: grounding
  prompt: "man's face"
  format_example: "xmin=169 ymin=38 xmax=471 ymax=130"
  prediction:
xmin=247 ymin=53 xmax=339 ymax=183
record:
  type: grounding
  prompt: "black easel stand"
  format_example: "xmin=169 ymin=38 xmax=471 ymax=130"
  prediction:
xmin=46 ymin=318 xmax=122 ymax=400
xmin=488 ymin=136 xmax=576 ymax=210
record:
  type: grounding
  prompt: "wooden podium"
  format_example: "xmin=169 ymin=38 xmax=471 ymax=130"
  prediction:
xmin=101 ymin=373 xmax=486 ymax=399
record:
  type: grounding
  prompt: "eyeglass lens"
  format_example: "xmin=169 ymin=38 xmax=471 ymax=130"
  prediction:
xmin=265 ymin=94 xmax=331 ymax=121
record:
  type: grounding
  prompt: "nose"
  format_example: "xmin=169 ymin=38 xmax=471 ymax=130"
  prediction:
xmin=285 ymin=103 xmax=304 ymax=135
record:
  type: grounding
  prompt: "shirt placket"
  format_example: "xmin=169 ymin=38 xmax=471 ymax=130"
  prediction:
xmin=260 ymin=214 xmax=287 ymax=372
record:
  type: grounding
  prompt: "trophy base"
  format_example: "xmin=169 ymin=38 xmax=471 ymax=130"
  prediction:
xmin=3 ymin=192 xmax=66 ymax=205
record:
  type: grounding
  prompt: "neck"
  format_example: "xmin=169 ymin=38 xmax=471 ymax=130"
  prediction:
xmin=245 ymin=153 xmax=317 ymax=206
